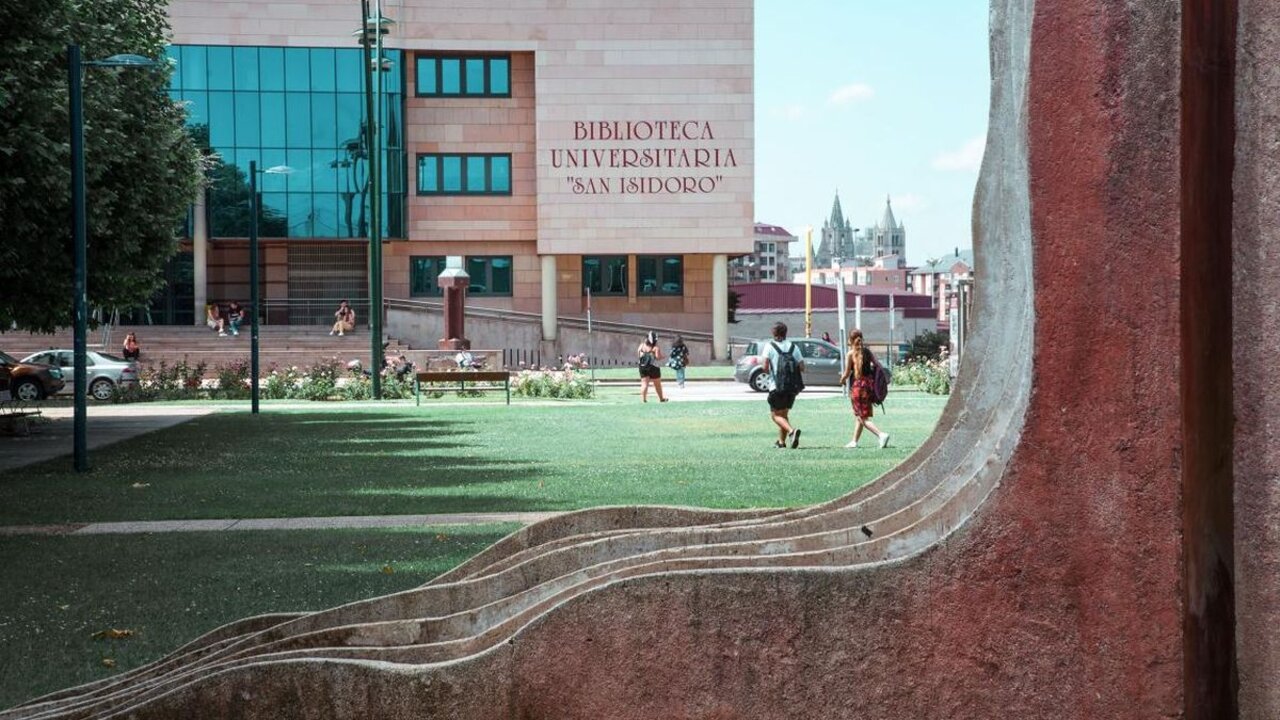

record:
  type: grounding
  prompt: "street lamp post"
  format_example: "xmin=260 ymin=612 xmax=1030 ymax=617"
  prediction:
xmin=247 ymin=162 xmax=293 ymax=414
xmin=68 ymin=45 xmax=163 ymax=472
xmin=356 ymin=2 xmax=393 ymax=398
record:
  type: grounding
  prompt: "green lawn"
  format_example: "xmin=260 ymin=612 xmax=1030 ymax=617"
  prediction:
xmin=0 ymin=393 xmax=946 ymax=525
xmin=0 ymin=524 xmax=518 ymax=709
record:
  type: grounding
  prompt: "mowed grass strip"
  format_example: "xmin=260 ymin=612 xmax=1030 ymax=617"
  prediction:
xmin=0 ymin=524 xmax=518 ymax=710
xmin=0 ymin=393 xmax=947 ymax=525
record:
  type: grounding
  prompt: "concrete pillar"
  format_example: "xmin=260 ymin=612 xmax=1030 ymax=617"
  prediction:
xmin=192 ymin=188 xmax=208 ymax=324
xmin=712 ymin=253 xmax=728 ymax=360
xmin=1235 ymin=2 xmax=1280 ymax=716
xmin=540 ymin=255 xmax=557 ymax=341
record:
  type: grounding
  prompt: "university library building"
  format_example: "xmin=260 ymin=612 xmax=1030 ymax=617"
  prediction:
xmin=157 ymin=0 xmax=753 ymax=358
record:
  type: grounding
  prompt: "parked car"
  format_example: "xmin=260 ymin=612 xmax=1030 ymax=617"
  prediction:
xmin=21 ymin=349 xmax=138 ymax=401
xmin=0 ymin=351 xmax=65 ymax=402
xmin=733 ymin=337 xmax=844 ymax=392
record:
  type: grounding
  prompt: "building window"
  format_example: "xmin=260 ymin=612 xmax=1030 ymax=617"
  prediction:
xmin=166 ymin=44 xmax=407 ymax=239
xmin=638 ymin=255 xmax=683 ymax=295
xmin=583 ymin=256 xmax=627 ymax=296
xmin=466 ymin=256 xmax=513 ymax=296
xmin=409 ymin=256 xmax=446 ymax=296
xmin=415 ymin=54 xmax=511 ymax=97
xmin=417 ymin=154 xmax=512 ymax=195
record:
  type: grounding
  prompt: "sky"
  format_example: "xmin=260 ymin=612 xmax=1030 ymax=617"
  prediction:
xmin=754 ymin=0 xmax=991 ymax=266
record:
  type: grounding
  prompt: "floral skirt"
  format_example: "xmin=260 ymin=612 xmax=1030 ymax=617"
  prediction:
xmin=851 ymin=377 xmax=874 ymax=419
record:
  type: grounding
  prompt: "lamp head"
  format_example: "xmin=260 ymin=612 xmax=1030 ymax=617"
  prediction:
xmin=263 ymin=165 xmax=294 ymax=175
xmin=84 ymin=54 xmax=163 ymax=68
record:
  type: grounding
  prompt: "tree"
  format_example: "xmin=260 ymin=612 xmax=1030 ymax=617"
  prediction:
xmin=0 ymin=0 xmax=204 ymax=332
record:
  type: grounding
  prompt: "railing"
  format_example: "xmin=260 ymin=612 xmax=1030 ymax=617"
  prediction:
xmin=258 ymin=298 xmax=372 ymax=327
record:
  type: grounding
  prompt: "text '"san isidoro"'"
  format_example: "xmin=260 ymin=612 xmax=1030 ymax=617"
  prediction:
xmin=550 ymin=121 xmax=738 ymax=195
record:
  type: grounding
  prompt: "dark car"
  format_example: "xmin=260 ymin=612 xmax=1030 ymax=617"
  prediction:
xmin=733 ymin=337 xmax=844 ymax=392
xmin=0 ymin=351 xmax=66 ymax=402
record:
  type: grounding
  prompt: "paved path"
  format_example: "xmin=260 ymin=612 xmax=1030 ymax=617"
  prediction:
xmin=0 ymin=511 xmax=561 ymax=537
xmin=0 ymin=405 xmax=219 ymax=474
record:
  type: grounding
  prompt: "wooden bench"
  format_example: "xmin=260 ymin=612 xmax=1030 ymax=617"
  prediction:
xmin=415 ymin=370 xmax=513 ymax=406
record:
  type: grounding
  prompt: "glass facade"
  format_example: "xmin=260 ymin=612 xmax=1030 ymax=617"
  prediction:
xmin=167 ymin=44 xmax=406 ymax=239
xmin=583 ymin=256 xmax=628 ymax=296
xmin=415 ymin=54 xmax=510 ymax=97
xmin=638 ymin=255 xmax=683 ymax=295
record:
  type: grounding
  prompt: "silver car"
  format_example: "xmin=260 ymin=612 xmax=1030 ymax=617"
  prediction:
xmin=734 ymin=337 xmax=844 ymax=392
xmin=21 ymin=349 xmax=139 ymax=401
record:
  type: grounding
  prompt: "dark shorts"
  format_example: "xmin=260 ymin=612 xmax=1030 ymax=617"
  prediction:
xmin=639 ymin=365 xmax=661 ymax=380
xmin=768 ymin=389 xmax=796 ymax=411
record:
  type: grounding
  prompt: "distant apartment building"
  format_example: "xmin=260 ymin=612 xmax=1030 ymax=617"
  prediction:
xmin=810 ymin=254 xmax=909 ymax=291
xmin=731 ymin=224 xmax=795 ymax=283
xmin=909 ymin=249 xmax=975 ymax=321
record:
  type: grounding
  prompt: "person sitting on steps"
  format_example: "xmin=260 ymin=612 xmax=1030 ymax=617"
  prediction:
xmin=121 ymin=332 xmax=141 ymax=360
xmin=330 ymin=300 xmax=356 ymax=337
xmin=206 ymin=304 xmax=227 ymax=337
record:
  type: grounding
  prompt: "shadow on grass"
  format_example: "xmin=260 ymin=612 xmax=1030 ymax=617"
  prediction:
xmin=0 ymin=412 xmax=564 ymax=524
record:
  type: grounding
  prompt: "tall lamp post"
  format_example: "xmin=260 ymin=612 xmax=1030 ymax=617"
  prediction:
xmin=356 ymin=1 xmax=393 ymax=398
xmin=247 ymin=162 xmax=293 ymax=414
xmin=69 ymin=45 xmax=164 ymax=473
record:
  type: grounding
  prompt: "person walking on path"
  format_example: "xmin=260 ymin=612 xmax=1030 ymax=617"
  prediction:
xmin=838 ymin=329 xmax=890 ymax=449
xmin=637 ymin=331 xmax=668 ymax=402
xmin=668 ymin=336 xmax=690 ymax=388
xmin=762 ymin=321 xmax=805 ymax=448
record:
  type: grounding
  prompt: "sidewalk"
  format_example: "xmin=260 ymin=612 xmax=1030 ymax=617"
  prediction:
xmin=0 ymin=511 xmax=561 ymax=537
xmin=0 ymin=405 xmax=219 ymax=473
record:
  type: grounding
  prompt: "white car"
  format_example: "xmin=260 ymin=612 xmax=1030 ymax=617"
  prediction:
xmin=21 ymin=350 xmax=139 ymax=401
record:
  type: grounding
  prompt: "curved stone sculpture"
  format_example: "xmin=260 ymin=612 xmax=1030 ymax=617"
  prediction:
xmin=6 ymin=0 xmax=1262 ymax=716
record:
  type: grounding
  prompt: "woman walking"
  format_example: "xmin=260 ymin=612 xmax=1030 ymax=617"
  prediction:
xmin=668 ymin=335 xmax=690 ymax=388
xmin=637 ymin=331 xmax=668 ymax=402
xmin=838 ymin=330 xmax=889 ymax=449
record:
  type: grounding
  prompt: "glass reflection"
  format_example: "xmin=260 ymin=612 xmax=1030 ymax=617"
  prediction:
xmin=171 ymin=44 xmax=406 ymax=238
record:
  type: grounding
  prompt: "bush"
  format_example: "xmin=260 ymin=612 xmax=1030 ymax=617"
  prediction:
xmin=511 ymin=370 xmax=594 ymax=399
xmin=905 ymin=330 xmax=950 ymax=362
xmin=212 ymin=359 xmax=250 ymax=399
xmin=891 ymin=352 xmax=951 ymax=395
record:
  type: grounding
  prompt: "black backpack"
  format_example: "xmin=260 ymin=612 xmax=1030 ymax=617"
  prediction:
xmin=870 ymin=352 xmax=891 ymax=406
xmin=771 ymin=341 xmax=805 ymax=394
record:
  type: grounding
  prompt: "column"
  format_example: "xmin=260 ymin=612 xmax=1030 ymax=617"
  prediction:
xmin=540 ymin=255 xmax=557 ymax=341
xmin=712 ymin=254 xmax=728 ymax=360
xmin=192 ymin=187 xmax=208 ymax=324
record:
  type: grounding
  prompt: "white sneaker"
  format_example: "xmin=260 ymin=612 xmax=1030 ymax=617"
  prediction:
xmin=878 ymin=432 xmax=890 ymax=449
xmin=845 ymin=440 xmax=859 ymax=449
xmin=218 ymin=331 xmax=227 ymax=337
xmin=329 ymin=330 xmax=336 ymax=336
xmin=338 ymin=331 xmax=344 ymax=337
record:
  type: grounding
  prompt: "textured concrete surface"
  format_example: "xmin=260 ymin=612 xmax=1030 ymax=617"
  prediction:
xmin=1234 ymin=1 xmax=1280 ymax=717
xmin=0 ymin=1 xmax=1268 ymax=718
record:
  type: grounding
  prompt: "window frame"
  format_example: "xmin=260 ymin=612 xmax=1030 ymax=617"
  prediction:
xmin=465 ymin=255 xmax=514 ymax=297
xmin=637 ymin=255 xmax=684 ymax=296
xmin=582 ymin=255 xmax=629 ymax=297
xmin=409 ymin=255 xmax=447 ymax=297
xmin=416 ymin=153 xmax=513 ymax=196
xmin=414 ymin=53 xmax=512 ymax=98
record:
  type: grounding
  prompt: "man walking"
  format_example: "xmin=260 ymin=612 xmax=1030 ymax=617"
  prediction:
xmin=762 ymin=321 xmax=805 ymax=448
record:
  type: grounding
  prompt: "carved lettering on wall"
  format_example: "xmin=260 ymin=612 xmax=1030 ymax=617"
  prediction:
xmin=548 ymin=120 xmax=738 ymax=195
